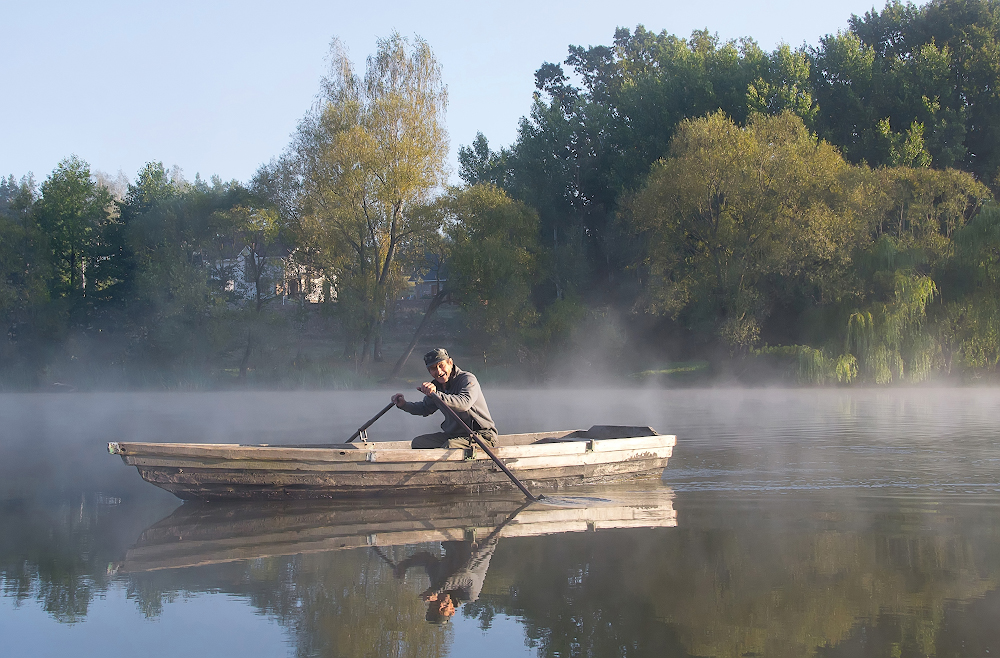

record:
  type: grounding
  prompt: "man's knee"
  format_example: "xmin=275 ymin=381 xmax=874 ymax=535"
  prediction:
xmin=412 ymin=430 xmax=497 ymax=450
xmin=411 ymin=432 xmax=449 ymax=449
xmin=445 ymin=430 xmax=496 ymax=449
xmin=444 ymin=435 xmax=475 ymax=449
xmin=475 ymin=429 xmax=498 ymax=447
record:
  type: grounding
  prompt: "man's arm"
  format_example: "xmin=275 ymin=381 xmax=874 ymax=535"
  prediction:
xmin=392 ymin=551 xmax=439 ymax=579
xmin=392 ymin=392 xmax=437 ymax=417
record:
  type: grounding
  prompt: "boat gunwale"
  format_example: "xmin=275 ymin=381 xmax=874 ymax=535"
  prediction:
xmin=108 ymin=429 xmax=676 ymax=466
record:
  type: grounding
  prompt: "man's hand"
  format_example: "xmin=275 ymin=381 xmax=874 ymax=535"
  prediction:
xmin=392 ymin=393 xmax=406 ymax=408
xmin=418 ymin=381 xmax=438 ymax=396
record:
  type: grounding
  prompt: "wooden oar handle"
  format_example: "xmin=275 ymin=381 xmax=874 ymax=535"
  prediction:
xmin=346 ymin=402 xmax=396 ymax=443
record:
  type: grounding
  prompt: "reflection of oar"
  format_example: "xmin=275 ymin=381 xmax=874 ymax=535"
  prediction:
xmin=375 ymin=499 xmax=533 ymax=569
xmin=477 ymin=498 xmax=535 ymax=545
xmin=429 ymin=393 xmax=540 ymax=501
xmin=371 ymin=545 xmax=397 ymax=568
xmin=346 ymin=402 xmax=396 ymax=443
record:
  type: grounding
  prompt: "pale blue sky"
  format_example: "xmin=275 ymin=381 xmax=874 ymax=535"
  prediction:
xmin=3 ymin=0 xmax=884 ymax=186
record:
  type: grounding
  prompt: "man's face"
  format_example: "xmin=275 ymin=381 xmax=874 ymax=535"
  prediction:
xmin=425 ymin=592 xmax=456 ymax=619
xmin=436 ymin=594 xmax=455 ymax=617
xmin=428 ymin=358 xmax=454 ymax=384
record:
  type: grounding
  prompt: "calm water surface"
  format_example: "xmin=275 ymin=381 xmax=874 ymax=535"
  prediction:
xmin=2 ymin=388 xmax=1000 ymax=657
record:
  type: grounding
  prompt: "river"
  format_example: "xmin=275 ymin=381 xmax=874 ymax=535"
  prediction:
xmin=2 ymin=388 xmax=999 ymax=657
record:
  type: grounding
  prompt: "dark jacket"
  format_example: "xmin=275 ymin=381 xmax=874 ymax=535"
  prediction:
xmin=394 ymin=537 xmax=499 ymax=604
xmin=400 ymin=366 xmax=497 ymax=435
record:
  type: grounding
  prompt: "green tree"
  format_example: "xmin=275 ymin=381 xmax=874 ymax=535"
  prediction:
xmin=94 ymin=161 xmax=180 ymax=308
xmin=808 ymin=30 xmax=884 ymax=166
xmin=466 ymin=27 xmax=829 ymax=308
xmin=0 ymin=174 xmax=52 ymax=382
xmin=458 ymin=133 xmax=509 ymax=188
xmin=124 ymin=164 xmax=252 ymax=379
xmin=810 ymin=0 xmax=1000 ymax=179
xmin=34 ymin=156 xmax=113 ymax=301
xmin=846 ymin=263 xmax=938 ymax=383
xmin=624 ymin=112 xmax=862 ymax=350
xmin=443 ymin=184 xmax=541 ymax=359
xmin=0 ymin=175 xmax=45 ymax=322
xmin=214 ymin=204 xmax=285 ymax=378
xmin=292 ymin=33 xmax=449 ymax=365
xmin=936 ymin=202 xmax=1000 ymax=376
xmin=747 ymin=43 xmax=818 ymax=123
xmin=867 ymin=165 xmax=988 ymax=263
xmin=838 ymin=165 xmax=986 ymax=383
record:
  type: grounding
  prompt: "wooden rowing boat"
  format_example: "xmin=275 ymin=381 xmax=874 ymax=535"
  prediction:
xmin=108 ymin=425 xmax=675 ymax=500
xmin=118 ymin=487 xmax=677 ymax=572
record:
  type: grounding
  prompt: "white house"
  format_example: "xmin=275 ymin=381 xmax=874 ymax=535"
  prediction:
xmin=214 ymin=247 xmax=330 ymax=305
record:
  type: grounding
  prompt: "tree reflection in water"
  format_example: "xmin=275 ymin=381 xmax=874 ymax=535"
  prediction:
xmin=5 ymin=490 xmax=1000 ymax=657
xmin=464 ymin=493 xmax=1000 ymax=658
xmin=0 ymin=493 xmax=176 ymax=623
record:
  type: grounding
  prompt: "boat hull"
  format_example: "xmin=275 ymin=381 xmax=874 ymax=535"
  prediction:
xmin=110 ymin=426 xmax=675 ymax=501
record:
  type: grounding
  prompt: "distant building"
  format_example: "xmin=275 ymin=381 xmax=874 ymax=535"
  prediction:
xmin=280 ymin=258 xmax=329 ymax=304
xmin=403 ymin=253 xmax=447 ymax=300
xmin=212 ymin=246 xmax=331 ymax=305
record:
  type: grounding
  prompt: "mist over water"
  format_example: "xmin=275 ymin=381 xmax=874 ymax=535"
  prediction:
xmin=3 ymin=388 xmax=1000 ymax=657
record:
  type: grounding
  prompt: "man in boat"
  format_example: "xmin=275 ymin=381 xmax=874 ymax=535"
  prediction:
xmin=392 ymin=348 xmax=498 ymax=449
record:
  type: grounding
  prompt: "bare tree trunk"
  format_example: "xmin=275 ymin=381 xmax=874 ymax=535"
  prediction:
xmin=359 ymin=329 xmax=372 ymax=367
xmin=342 ymin=339 xmax=357 ymax=362
xmin=239 ymin=329 xmax=254 ymax=379
xmin=373 ymin=305 xmax=388 ymax=362
xmin=241 ymin=250 xmax=266 ymax=378
xmin=384 ymin=288 xmax=448 ymax=382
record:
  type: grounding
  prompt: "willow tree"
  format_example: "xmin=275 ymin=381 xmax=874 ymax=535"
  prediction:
xmin=944 ymin=202 xmax=1000 ymax=376
xmin=294 ymin=34 xmax=448 ymax=364
xmin=843 ymin=166 xmax=987 ymax=383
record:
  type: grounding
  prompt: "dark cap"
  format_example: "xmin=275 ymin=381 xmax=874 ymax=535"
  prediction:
xmin=423 ymin=348 xmax=451 ymax=367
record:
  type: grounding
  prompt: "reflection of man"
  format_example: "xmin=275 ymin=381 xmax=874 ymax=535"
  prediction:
xmin=392 ymin=348 xmax=498 ymax=450
xmin=392 ymin=534 xmax=500 ymax=623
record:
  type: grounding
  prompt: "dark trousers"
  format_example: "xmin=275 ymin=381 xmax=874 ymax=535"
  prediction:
xmin=411 ymin=429 xmax=497 ymax=450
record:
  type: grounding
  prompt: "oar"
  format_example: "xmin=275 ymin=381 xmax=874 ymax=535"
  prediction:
xmin=346 ymin=402 xmax=396 ymax=443
xmin=429 ymin=393 xmax=540 ymax=501
xmin=475 ymin=497 xmax=536 ymax=546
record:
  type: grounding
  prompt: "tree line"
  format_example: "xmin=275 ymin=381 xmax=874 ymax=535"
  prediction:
xmin=4 ymin=1 xmax=1000 ymax=387
xmin=460 ymin=0 xmax=1000 ymax=383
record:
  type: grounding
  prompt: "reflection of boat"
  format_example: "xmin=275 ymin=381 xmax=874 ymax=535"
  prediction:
xmin=120 ymin=488 xmax=677 ymax=572
xmin=108 ymin=425 xmax=675 ymax=500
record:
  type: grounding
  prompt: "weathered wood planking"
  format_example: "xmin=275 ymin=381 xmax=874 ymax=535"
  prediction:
xmin=132 ymin=458 xmax=673 ymax=499
xmin=134 ymin=459 xmax=672 ymax=500
xmin=120 ymin=444 xmax=672 ymax=472
xmin=109 ymin=426 xmax=675 ymax=500
xmin=108 ymin=430 xmax=583 ymax=461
